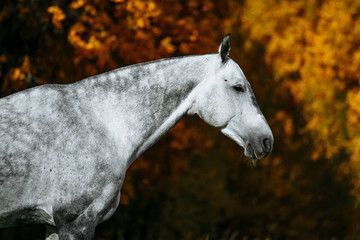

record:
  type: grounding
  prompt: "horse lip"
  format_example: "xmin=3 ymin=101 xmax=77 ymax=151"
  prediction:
xmin=247 ymin=143 xmax=268 ymax=160
xmin=246 ymin=143 xmax=257 ymax=159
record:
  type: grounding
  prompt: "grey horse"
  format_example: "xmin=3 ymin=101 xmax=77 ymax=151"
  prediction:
xmin=0 ymin=35 xmax=273 ymax=239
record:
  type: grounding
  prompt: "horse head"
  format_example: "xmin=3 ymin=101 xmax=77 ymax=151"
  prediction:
xmin=190 ymin=34 xmax=274 ymax=159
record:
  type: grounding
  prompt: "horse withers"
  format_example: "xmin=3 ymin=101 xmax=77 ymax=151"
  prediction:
xmin=0 ymin=34 xmax=273 ymax=240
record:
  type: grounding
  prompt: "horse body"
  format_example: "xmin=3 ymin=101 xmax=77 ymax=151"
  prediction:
xmin=0 ymin=35 xmax=273 ymax=239
xmin=0 ymin=84 xmax=123 ymax=229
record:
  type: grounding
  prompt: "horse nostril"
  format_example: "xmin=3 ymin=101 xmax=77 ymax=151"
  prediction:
xmin=263 ymin=138 xmax=272 ymax=153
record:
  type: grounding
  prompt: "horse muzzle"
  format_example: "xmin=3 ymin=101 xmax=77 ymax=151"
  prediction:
xmin=244 ymin=136 xmax=273 ymax=159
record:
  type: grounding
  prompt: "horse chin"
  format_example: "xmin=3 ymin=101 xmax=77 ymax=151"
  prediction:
xmin=244 ymin=145 xmax=257 ymax=159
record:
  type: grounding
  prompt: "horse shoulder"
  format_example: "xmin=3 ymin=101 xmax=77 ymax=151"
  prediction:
xmin=0 ymin=85 xmax=124 ymax=226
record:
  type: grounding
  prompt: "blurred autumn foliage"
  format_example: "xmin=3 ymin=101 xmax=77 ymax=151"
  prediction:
xmin=1 ymin=0 xmax=360 ymax=239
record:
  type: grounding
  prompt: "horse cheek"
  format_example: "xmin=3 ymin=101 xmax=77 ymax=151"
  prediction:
xmin=206 ymin=97 xmax=234 ymax=128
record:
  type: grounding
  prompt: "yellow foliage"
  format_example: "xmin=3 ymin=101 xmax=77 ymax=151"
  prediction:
xmin=269 ymin=110 xmax=297 ymax=153
xmin=273 ymin=110 xmax=293 ymax=137
xmin=347 ymin=89 xmax=360 ymax=194
xmin=21 ymin=56 xmax=31 ymax=73
xmin=125 ymin=0 xmax=161 ymax=30
xmin=238 ymin=0 xmax=360 ymax=201
xmin=47 ymin=6 xmax=66 ymax=29
xmin=8 ymin=56 xmax=32 ymax=84
xmin=348 ymin=90 xmax=360 ymax=129
xmin=160 ymin=37 xmax=176 ymax=54
xmin=70 ymin=0 xmax=86 ymax=9
xmin=10 ymin=68 xmax=25 ymax=82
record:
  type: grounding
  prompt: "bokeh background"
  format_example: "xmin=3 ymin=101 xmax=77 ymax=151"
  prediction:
xmin=1 ymin=0 xmax=360 ymax=239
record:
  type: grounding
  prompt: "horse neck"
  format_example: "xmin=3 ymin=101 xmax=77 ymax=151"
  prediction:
xmin=83 ymin=54 xmax=215 ymax=167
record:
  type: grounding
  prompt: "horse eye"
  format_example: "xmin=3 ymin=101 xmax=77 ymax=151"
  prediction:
xmin=233 ymin=85 xmax=245 ymax=93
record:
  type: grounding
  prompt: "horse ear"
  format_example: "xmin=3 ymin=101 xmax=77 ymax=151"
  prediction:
xmin=218 ymin=33 xmax=231 ymax=63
